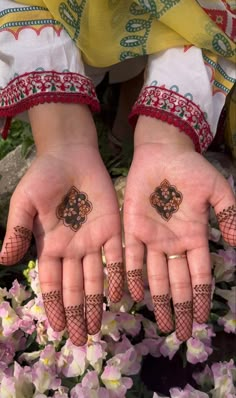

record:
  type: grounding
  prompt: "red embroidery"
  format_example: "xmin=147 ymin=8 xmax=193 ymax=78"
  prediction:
xmin=1 ymin=25 xmax=63 ymax=40
xmin=0 ymin=71 xmax=100 ymax=138
xmin=129 ymin=86 xmax=213 ymax=153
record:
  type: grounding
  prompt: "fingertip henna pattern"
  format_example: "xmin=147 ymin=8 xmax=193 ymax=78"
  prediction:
xmin=107 ymin=262 xmax=124 ymax=303
xmin=152 ymin=294 xmax=174 ymax=333
xmin=56 ymin=186 xmax=92 ymax=232
xmin=193 ymin=284 xmax=212 ymax=324
xmin=150 ymin=179 xmax=183 ymax=221
xmin=216 ymin=205 xmax=236 ymax=246
xmin=0 ymin=226 xmax=32 ymax=265
xmin=42 ymin=291 xmax=66 ymax=332
xmin=85 ymin=294 xmax=104 ymax=335
xmin=65 ymin=304 xmax=87 ymax=346
xmin=127 ymin=269 xmax=144 ymax=302
xmin=174 ymin=300 xmax=193 ymax=341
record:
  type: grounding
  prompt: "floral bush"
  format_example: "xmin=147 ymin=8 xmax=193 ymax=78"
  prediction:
xmin=0 ymin=176 xmax=235 ymax=398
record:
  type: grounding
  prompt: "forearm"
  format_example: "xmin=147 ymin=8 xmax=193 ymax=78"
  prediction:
xmin=29 ymin=103 xmax=98 ymax=156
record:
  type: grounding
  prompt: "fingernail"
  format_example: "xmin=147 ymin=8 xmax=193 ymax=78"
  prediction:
xmin=85 ymin=294 xmax=103 ymax=335
xmin=152 ymin=294 xmax=174 ymax=333
xmin=127 ymin=269 xmax=144 ymax=302
xmin=42 ymin=291 xmax=66 ymax=332
xmin=65 ymin=304 xmax=87 ymax=346
xmin=107 ymin=262 xmax=124 ymax=303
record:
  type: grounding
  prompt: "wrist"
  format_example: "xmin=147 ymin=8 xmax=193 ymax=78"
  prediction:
xmin=134 ymin=116 xmax=195 ymax=152
xmin=29 ymin=103 xmax=98 ymax=155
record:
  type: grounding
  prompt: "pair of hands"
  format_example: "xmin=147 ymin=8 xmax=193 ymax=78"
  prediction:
xmin=0 ymin=108 xmax=235 ymax=347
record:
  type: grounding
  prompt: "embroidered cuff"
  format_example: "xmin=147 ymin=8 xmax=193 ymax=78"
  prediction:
xmin=0 ymin=71 xmax=100 ymax=138
xmin=129 ymin=86 xmax=213 ymax=153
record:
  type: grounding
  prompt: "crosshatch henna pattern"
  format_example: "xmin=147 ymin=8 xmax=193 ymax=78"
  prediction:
xmin=152 ymin=294 xmax=174 ymax=333
xmin=174 ymin=300 xmax=193 ymax=341
xmin=85 ymin=294 xmax=104 ymax=335
xmin=216 ymin=205 xmax=236 ymax=245
xmin=127 ymin=269 xmax=144 ymax=302
xmin=107 ymin=262 xmax=124 ymax=303
xmin=42 ymin=291 xmax=66 ymax=332
xmin=0 ymin=226 xmax=32 ymax=265
xmin=65 ymin=304 xmax=87 ymax=346
xmin=56 ymin=186 xmax=92 ymax=232
xmin=193 ymin=284 xmax=212 ymax=323
xmin=150 ymin=179 xmax=183 ymax=221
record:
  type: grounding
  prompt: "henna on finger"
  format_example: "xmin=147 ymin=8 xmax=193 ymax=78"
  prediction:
xmin=42 ymin=290 xmax=66 ymax=332
xmin=65 ymin=304 xmax=87 ymax=346
xmin=193 ymin=284 xmax=212 ymax=323
xmin=174 ymin=300 xmax=193 ymax=341
xmin=216 ymin=205 xmax=236 ymax=246
xmin=127 ymin=269 xmax=144 ymax=302
xmin=0 ymin=226 xmax=32 ymax=265
xmin=150 ymin=179 xmax=183 ymax=221
xmin=85 ymin=294 xmax=104 ymax=335
xmin=107 ymin=262 xmax=124 ymax=303
xmin=152 ymin=294 xmax=174 ymax=333
xmin=56 ymin=186 xmax=92 ymax=232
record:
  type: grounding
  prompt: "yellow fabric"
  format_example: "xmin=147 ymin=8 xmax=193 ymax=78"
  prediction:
xmin=11 ymin=0 xmax=236 ymax=157
xmin=14 ymin=0 xmax=236 ymax=67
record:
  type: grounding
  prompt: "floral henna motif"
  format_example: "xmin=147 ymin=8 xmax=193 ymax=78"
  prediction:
xmin=42 ymin=291 xmax=66 ymax=332
xmin=150 ymin=179 xmax=183 ymax=221
xmin=193 ymin=284 xmax=212 ymax=324
xmin=56 ymin=186 xmax=92 ymax=232
xmin=216 ymin=205 xmax=236 ymax=246
xmin=152 ymin=294 xmax=174 ymax=333
xmin=65 ymin=304 xmax=87 ymax=346
xmin=0 ymin=226 xmax=32 ymax=265
xmin=85 ymin=294 xmax=104 ymax=335
xmin=174 ymin=300 xmax=193 ymax=341
xmin=107 ymin=262 xmax=124 ymax=303
xmin=127 ymin=269 xmax=144 ymax=302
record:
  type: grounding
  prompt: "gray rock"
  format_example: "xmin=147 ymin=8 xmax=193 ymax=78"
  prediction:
xmin=0 ymin=145 xmax=36 ymax=228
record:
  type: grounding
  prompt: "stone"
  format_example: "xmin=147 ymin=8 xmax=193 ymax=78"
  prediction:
xmin=0 ymin=145 xmax=36 ymax=228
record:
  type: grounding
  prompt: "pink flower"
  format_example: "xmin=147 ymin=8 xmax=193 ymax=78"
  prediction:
xmin=101 ymin=312 xmax=120 ymax=341
xmin=160 ymin=332 xmax=182 ymax=360
xmin=0 ymin=301 xmax=20 ymax=336
xmin=57 ymin=339 xmax=87 ymax=377
xmin=107 ymin=346 xmax=141 ymax=376
xmin=86 ymin=341 xmax=107 ymax=372
xmin=170 ymin=384 xmax=209 ymax=397
xmin=116 ymin=312 xmax=142 ymax=337
xmin=192 ymin=322 xmax=215 ymax=345
xmin=0 ymin=342 xmax=15 ymax=366
xmin=142 ymin=337 xmax=164 ymax=357
xmin=212 ymin=248 xmax=236 ymax=283
xmin=8 ymin=279 xmax=31 ymax=307
xmin=193 ymin=364 xmax=214 ymax=390
xmin=211 ymin=360 xmax=236 ymax=397
xmin=218 ymin=310 xmax=236 ymax=333
xmin=101 ymin=365 xmax=132 ymax=397
xmin=186 ymin=338 xmax=212 ymax=364
xmin=215 ymin=287 xmax=236 ymax=313
xmin=32 ymin=361 xmax=61 ymax=393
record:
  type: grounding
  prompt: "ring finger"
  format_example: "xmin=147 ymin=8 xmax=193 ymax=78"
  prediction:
xmin=168 ymin=254 xmax=193 ymax=341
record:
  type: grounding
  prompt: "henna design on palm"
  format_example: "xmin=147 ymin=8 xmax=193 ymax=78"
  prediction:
xmin=174 ymin=300 xmax=193 ymax=341
xmin=193 ymin=284 xmax=212 ymax=323
xmin=56 ymin=186 xmax=92 ymax=232
xmin=127 ymin=269 xmax=144 ymax=302
xmin=85 ymin=294 xmax=103 ymax=335
xmin=107 ymin=262 xmax=124 ymax=303
xmin=150 ymin=179 xmax=183 ymax=221
xmin=42 ymin=291 xmax=66 ymax=332
xmin=65 ymin=304 xmax=87 ymax=346
xmin=0 ymin=226 xmax=32 ymax=265
xmin=152 ymin=294 xmax=174 ymax=333
xmin=216 ymin=205 xmax=236 ymax=246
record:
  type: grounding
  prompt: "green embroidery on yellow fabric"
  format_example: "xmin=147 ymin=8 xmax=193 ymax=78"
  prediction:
xmin=58 ymin=0 xmax=86 ymax=41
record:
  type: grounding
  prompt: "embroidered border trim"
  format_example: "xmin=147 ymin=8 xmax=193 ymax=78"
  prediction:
xmin=129 ymin=86 xmax=213 ymax=153
xmin=0 ymin=71 xmax=100 ymax=138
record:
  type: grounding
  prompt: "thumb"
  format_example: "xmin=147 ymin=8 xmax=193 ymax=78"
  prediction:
xmin=211 ymin=175 xmax=236 ymax=247
xmin=0 ymin=190 xmax=36 ymax=266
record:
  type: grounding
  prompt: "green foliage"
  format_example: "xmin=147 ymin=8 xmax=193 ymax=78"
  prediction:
xmin=0 ymin=119 xmax=34 ymax=160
